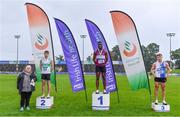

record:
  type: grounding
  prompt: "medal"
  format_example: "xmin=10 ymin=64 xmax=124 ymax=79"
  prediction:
xmin=99 ymin=49 xmax=102 ymax=56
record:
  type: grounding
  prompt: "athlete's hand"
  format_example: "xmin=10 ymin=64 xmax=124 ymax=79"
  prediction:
xmin=167 ymin=74 xmax=170 ymax=79
xmin=51 ymin=67 xmax=53 ymax=72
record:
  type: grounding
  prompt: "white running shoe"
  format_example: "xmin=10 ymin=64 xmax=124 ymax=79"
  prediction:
xmin=95 ymin=90 xmax=99 ymax=94
xmin=163 ymin=100 xmax=167 ymax=105
xmin=103 ymin=89 xmax=107 ymax=94
xmin=47 ymin=94 xmax=50 ymax=98
xmin=155 ymin=100 xmax=158 ymax=105
xmin=20 ymin=107 xmax=24 ymax=112
xmin=41 ymin=94 xmax=45 ymax=98
xmin=26 ymin=106 xmax=30 ymax=111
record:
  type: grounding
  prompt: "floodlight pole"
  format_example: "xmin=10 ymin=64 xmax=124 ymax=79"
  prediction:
xmin=80 ymin=35 xmax=87 ymax=72
xmin=166 ymin=33 xmax=175 ymax=68
xmin=14 ymin=35 xmax=20 ymax=73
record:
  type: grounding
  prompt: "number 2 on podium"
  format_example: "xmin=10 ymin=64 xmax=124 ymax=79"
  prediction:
xmin=41 ymin=99 xmax=45 ymax=106
xmin=98 ymin=96 xmax=103 ymax=105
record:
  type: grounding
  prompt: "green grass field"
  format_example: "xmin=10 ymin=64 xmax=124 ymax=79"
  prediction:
xmin=0 ymin=74 xmax=180 ymax=116
xmin=172 ymin=69 xmax=180 ymax=73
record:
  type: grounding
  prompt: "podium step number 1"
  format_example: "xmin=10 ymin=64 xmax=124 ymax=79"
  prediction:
xmin=92 ymin=92 xmax=110 ymax=110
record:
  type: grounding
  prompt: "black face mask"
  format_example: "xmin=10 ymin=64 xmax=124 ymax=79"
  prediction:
xmin=98 ymin=44 xmax=102 ymax=50
xmin=99 ymin=47 xmax=102 ymax=50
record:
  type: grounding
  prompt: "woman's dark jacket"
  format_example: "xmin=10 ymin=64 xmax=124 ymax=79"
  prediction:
xmin=17 ymin=72 xmax=37 ymax=93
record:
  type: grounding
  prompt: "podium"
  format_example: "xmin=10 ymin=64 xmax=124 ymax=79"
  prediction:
xmin=92 ymin=92 xmax=110 ymax=110
xmin=151 ymin=103 xmax=170 ymax=112
xmin=36 ymin=96 xmax=54 ymax=109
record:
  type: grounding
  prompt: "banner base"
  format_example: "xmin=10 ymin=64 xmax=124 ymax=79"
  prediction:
xmin=151 ymin=102 xmax=170 ymax=112
xmin=92 ymin=92 xmax=110 ymax=111
xmin=36 ymin=96 xmax=54 ymax=109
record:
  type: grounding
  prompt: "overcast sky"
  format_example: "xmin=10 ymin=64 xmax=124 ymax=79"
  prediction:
xmin=0 ymin=0 xmax=180 ymax=61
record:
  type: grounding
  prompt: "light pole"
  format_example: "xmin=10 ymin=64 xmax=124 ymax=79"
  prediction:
xmin=14 ymin=35 xmax=20 ymax=73
xmin=80 ymin=35 xmax=87 ymax=72
xmin=166 ymin=33 xmax=175 ymax=68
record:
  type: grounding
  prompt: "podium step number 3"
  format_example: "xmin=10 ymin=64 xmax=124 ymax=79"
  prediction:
xmin=36 ymin=96 xmax=54 ymax=109
xmin=92 ymin=92 xmax=110 ymax=111
xmin=152 ymin=103 xmax=170 ymax=112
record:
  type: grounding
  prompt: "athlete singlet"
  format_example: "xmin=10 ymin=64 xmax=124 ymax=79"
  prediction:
xmin=94 ymin=49 xmax=107 ymax=66
xmin=41 ymin=57 xmax=51 ymax=74
xmin=154 ymin=61 xmax=168 ymax=78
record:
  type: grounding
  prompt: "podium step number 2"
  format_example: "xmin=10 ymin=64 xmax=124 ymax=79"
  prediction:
xmin=92 ymin=92 xmax=110 ymax=111
xmin=36 ymin=96 xmax=54 ymax=109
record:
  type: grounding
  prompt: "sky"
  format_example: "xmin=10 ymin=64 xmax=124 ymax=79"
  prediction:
xmin=0 ymin=0 xmax=180 ymax=61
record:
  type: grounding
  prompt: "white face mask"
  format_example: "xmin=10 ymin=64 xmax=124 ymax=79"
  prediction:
xmin=24 ymin=65 xmax=32 ymax=74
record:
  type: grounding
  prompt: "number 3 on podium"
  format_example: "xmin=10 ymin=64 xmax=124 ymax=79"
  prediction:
xmin=98 ymin=96 xmax=103 ymax=105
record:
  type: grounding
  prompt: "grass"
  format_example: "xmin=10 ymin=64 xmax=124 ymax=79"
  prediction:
xmin=172 ymin=69 xmax=180 ymax=73
xmin=0 ymin=74 xmax=180 ymax=116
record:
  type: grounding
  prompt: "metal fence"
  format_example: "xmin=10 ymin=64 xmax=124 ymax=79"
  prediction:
xmin=0 ymin=64 xmax=125 ymax=74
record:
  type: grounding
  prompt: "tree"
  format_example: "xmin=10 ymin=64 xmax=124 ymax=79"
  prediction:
xmin=111 ymin=45 xmax=122 ymax=61
xmin=86 ymin=54 xmax=93 ymax=64
xmin=55 ymin=55 xmax=64 ymax=61
xmin=142 ymin=43 xmax=160 ymax=71
xmin=171 ymin=48 xmax=180 ymax=69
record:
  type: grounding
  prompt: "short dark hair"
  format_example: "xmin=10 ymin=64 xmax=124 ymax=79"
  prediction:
xmin=98 ymin=41 xmax=102 ymax=45
xmin=44 ymin=50 xmax=49 ymax=54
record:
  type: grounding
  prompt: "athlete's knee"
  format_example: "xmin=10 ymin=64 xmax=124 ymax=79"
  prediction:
xmin=96 ymin=75 xmax=100 ymax=80
xmin=102 ymin=72 xmax=105 ymax=77
xmin=102 ymin=75 xmax=106 ymax=81
xmin=155 ymin=84 xmax=159 ymax=89
xmin=96 ymin=72 xmax=100 ymax=76
xmin=161 ymin=84 xmax=166 ymax=89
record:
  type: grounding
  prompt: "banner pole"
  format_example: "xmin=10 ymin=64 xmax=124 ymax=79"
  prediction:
xmin=84 ymin=87 xmax=88 ymax=102
xmin=115 ymin=77 xmax=120 ymax=103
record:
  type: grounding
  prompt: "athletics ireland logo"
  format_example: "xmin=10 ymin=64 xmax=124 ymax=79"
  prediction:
xmin=35 ymin=34 xmax=48 ymax=50
xmin=123 ymin=41 xmax=137 ymax=57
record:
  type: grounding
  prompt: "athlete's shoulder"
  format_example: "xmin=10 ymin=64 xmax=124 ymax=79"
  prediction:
xmin=94 ymin=49 xmax=98 ymax=53
xmin=103 ymin=49 xmax=107 ymax=53
xmin=163 ymin=61 xmax=169 ymax=66
xmin=153 ymin=61 xmax=157 ymax=64
xmin=152 ymin=62 xmax=157 ymax=66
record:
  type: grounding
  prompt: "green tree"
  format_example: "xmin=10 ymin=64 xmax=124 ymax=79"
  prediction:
xmin=142 ymin=43 xmax=160 ymax=71
xmin=55 ymin=55 xmax=64 ymax=61
xmin=171 ymin=48 xmax=180 ymax=69
xmin=111 ymin=45 xmax=122 ymax=61
xmin=86 ymin=55 xmax=93 ymax=64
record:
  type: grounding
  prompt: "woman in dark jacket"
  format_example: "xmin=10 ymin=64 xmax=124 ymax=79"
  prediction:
xmin=17 ymin=65 xmax=36 ymax=112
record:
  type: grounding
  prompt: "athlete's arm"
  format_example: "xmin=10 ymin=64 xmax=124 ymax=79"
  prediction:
xmin=40 ymin=60 xmax=42 ymax=70
xmin=105 ymin=51 xmax=108 ymax=64
xmin=166 ymin=63 xmax=172 ymax=78
xmin=93 ymin=52 xmax=96 ymax=64
xmin=51 ymin=60 xmax=54 ymax=72
xmin=151 ymin=63 xmax=156 ymax=77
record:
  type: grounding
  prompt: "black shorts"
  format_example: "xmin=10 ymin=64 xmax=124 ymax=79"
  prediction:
xmin=154 ymin=77 xmax=167 ymax=83
xmin=41 ymin=74 xmax=50 ymax=81
xmin=96 ymin=66 xmax=106 ymax=73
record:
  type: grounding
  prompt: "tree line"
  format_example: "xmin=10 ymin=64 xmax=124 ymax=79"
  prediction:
xmin=56 ymin=43 xmax=180 ymax=72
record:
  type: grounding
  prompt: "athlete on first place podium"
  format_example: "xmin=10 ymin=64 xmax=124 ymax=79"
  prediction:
xmin=93 ymin=41 xmax=108 ymax=94
xmin=92 ymin=42 xmax=110 ymax=110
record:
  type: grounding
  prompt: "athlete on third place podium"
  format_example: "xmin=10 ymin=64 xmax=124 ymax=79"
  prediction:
xmin=151 ymin=52 xmax=171 ymax=105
